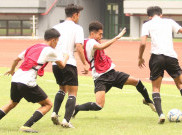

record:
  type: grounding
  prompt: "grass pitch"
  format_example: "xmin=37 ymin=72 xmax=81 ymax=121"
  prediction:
xmin=0 ymin=67 xmax=182 ymax=135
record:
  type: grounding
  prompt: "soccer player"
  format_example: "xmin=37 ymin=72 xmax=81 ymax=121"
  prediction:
xmin=51 ymin=4 xmax=88 ymax=128
xmin=72 ymin=21 xmax=156 ymax=119
xmin=138 ymin=6 xmax=182 ymax=124
xmin=0 ymin=28 xmax=69 ymax=133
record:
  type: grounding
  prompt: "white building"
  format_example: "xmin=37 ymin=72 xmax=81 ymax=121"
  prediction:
xmin=0 ymin=0 xmax=181 ymax=38
xmin=124 ymin=0 xmax=182 ymax=38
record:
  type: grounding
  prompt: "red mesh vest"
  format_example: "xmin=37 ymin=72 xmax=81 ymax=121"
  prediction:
xmin=19 ymin=44 xmax=49 ymax=77
xmin=84 ymin=39 xmax=112 ymax=73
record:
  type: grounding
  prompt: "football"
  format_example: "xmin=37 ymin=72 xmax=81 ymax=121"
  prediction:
xmin=167 ymin=109 xmax=182 ymax=122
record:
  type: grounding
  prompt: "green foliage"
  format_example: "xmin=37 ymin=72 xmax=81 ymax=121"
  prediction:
xmin=0 ymin=67 xmax=182 ymax=135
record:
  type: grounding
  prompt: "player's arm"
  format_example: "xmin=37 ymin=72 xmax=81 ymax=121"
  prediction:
xmin=178 ymin=28 xmax=182 ymax=33
xmin=76 ymin=43 xmax=89 ymax=74
xmin=93 ymin=28 xmax=126 ymax=50
xmin=55 ymin=54 xmax=69 ymax=69
xmin=5 ymin=57 xmax=22 ymax=76
xmin=138 ymin=35 xmax=147 ymax=68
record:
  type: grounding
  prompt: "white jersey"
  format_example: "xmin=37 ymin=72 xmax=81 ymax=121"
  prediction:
xmin=85 ymin=39 xmax=115 ymax=80
xmin=12 ymin=46 xmax=59 ymax=87
xmin=53 ymin=20 xmax=84 ymax=66
xmin=141 ymin=16 xmax=182 ymax=58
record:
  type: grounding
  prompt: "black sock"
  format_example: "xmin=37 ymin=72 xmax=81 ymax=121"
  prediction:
xmin=53 ymin=90 xmax=65 ymax=114
xmin=64 ymin=96 xmax=76 ymax=122
xmin=0 ymin=109 xmax=6 ymax=120
xmin=180 ymin=89 xmax=182 ymax=96
xmin=24 ymin=111 xmax=43 ymax=127
xmin=77 ymin=102 xmax=102 ymax=111
xmin=152 ymin=93 xmax=163 ymax=116
xmin=136 ymin=80 xmax=151 ymax=103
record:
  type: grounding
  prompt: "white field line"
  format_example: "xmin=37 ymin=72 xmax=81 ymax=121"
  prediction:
xmin=42 ymin=79 xmax=181 ymax=98
xmin=145 ymin=77 xmax=173 ymax=82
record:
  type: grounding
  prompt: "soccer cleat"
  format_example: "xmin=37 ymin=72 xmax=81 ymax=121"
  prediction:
xmin=72 ymin=105 xmax=79 ymax=118
xmin=51 ymin=112 xmax=61 ymax=125
xmin=61 ymin=118 xmax=75 ymax=128
xmin=158 ymin=114 xmax=165 ymax=124
xmin=19 ymin=126 xmax=38 ymax=133
xmin=143 ymin=99 xmax=156 ymax=112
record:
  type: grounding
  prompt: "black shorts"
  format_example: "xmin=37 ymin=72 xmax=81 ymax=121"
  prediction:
xmin=52 ymin=64 xmax=78 ymax=86
xmin=94 ymin=69 xmax=130 ymax=93
xmin=149 ymin=54 xmax=182 ymax=80
xmin=11 ymin=82 xmax=48 ymax=103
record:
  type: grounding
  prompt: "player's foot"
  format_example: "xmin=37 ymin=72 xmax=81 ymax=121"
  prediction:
xmin=143 ymin=99 xmax=156 ymax=112
xmin=72 ymin=105 xmax=79 ymax=118
xmin=51 ymin=112 xmax=61 ymax=125
xmin=19 ymin=126 xmax=38 ymax=133
xmin=61 ymin=118 xmax=75 ymax=128
xmin=158 ymin=114 xmax=165 ymax=124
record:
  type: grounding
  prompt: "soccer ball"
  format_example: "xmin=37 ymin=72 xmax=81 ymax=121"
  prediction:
xmin=167 ymin=109 xmax=182 ymax=122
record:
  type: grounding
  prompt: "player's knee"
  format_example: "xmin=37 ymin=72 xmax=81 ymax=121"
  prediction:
xmin=93 ymin=102 xmax=103 ymax=111
xmin=47 ymin=101 xmax=53 ymax=109
xmin=9 ymin=102 xmax=18 ymax=109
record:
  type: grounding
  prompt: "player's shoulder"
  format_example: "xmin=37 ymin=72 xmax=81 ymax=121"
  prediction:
xmin=42 ymin=46 xmax=55 ymax=54
xmin=162 ymin=18 xmax=176 ymax=23
xmin=87 ymin=39 xmax=99 ymax=46
xmin=74 ymin=23 xmax=83 ymax=31
xmin=53 ymin=22 xmax=65 ymax=30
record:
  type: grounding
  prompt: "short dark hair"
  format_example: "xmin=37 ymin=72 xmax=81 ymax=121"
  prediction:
xmin=44 ymin=28 xmax=60 ymax=41
xmin=65 ymin=4 xmax=83 ymax=17
xmin=89 ymin=21 xmax=103 ymax=33
xmin=147 ymin=6 xmax=162 ymax=17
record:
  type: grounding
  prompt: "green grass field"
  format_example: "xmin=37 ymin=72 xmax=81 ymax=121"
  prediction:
xmin=0 ymin=67 xmax=182 ymax=135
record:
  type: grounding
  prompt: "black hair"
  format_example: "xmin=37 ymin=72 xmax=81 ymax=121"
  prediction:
xmin=65 ymin=4 xmax=83 ymax=17
xmin=147 ymin=6 xmax=162 ymax=17
xmin=89 ymin=21 xmax=103 ymax=33
xmin=44 ymin=28 xmax=60 ymax=41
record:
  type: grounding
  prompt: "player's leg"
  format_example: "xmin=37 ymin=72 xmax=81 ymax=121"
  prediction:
xmin=51 ymin=85 xmax=68 ymax=125
xmin=60 ymin=65 xmax=79 ymax=128
xmin=61 ymin=85 xmax=77 ymax=128
xmin=125 ymin=77 xmax=152 ymax=102
xmin=124 ymin=76 xmax=156 ymax=112
xmin=151 ymin=76 xmax=165 ymax=124
xmin=173 ymin=74 xmax=182 ymax=94
xmin=72 ymin=91 xmax=104 ymax=118
xmin=0 ymin=82 xmax=22 ymax=120
xmin=149 ymin=54 xmax=165 ymax=124
xmin=72 ymin=73 xmax=108 ymax=119
xmin=0 ymin=100 xmax=18 ymax=120
xmin=23 ymin=98 xmax=52 ymax=126
xmin=52 ymin=65 xmax=67 ymax=117
xmin=165 ymin=56 xmax=182 ymax=95
xmin=19 ymin=85 xmax=49 ymax=133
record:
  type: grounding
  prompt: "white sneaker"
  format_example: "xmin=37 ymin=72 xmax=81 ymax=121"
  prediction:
xmin=51 ymin=112 xmax=61 ymax=125
xmin=143 ymin=99 xmax=157 ymax=112
xmin=61 ymin=118 xmax=75 ymax=128
xmin=19 ymin=126 xmax=38 ymax=133
xmin=158 ymin=114 xmax=165 ymax=124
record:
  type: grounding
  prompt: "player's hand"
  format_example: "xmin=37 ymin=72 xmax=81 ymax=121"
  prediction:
xmin=81 ymin=64 xmax=89 ymax=74
xmin=63 ymin=53 xmax=69 ymax=61
xmin=138 ymin=58 xmax=146 ymax=68
xmin=115 ymin=27 xmax=126 ymax=40
xmin=4 ymin=70 xmax=15 ymax=76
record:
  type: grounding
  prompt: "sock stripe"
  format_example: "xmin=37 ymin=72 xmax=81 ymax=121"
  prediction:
xmin=36 ymin=110 xmax=44 ymax=116
xmin=0 ymin=109 xmax=6 ymax=114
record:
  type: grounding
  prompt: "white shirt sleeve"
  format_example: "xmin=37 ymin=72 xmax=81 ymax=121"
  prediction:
xmin=170 ymin=19 xmax=182 ymax=33
xmin=141 ymin=23 xmax=149 ymax=37
xmin=46 ymin=49 xmax=59 ymax=62
xmin=75 ymin=26 xmax=84 ymax=44
xmin=87 ymin=39 xmax=100 ymax=57
xmin=38 ymin=47 xmax=59 ymax=64
xmin=18 ymin=50 xmax=26 ymax=60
